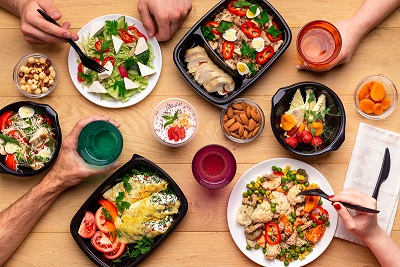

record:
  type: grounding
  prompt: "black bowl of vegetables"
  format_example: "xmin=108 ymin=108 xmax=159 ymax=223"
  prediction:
xmin=270 ymin=82 xmax=346 ymax=157
xmin=0 ymin=101 xmax=62 ymax=176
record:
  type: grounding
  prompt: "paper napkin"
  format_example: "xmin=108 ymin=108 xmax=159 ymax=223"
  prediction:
xmin=334 ymin=122 xmax=400 ymax=245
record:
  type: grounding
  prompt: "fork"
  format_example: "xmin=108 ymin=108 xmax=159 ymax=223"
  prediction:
xmin=299 ymin=188 xmax=380 ymax=213
xmin=37 ymin=9 xmax=107 ymax=73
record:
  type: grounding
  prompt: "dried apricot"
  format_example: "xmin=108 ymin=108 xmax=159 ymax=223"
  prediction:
xmin=359 ymin=99 xmax=375 ymax=114
xmin=358 ymin=81 xmax=374 ymax=101
xmin=281 ymin=114 xmax=296 ymax=131
xmin=380 ymin=98 xmax=392 ymax=109
xmin=373 ymin=103 xmax=384 ymax=115
xmin=370 ymin=82 xmax=386 ymax=101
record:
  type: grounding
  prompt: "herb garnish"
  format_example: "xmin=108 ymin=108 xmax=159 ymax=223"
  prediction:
xmin=240 ymin=41 xmax=257 ymax=59
xmin=201 ymin=25 xmax=215 ymax=41
xmin=115 ymin=192 xmax=131 ymax=213
xmin=217 ymin=21 xmax=233 ymax=33
xmin=105 ymin=20 xmax=119 ymax=35
xmin=267 ymin=24 xmax=282 ymax=38
xmin=162 ymin=110 xmax=179 ymax=128
xmin=0 ymin=134 xmax=20 ymax=146
xmin=254 ymin=10 xmax=270 ymax=27
xmin=234 ymin=0 xmax=252 ymax=8
xmin=114 ymin=236 xmax=154 ymax=262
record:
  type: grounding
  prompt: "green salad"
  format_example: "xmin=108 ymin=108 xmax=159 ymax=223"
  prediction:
xmin=77 ymin=16 xmax=156 ymax=102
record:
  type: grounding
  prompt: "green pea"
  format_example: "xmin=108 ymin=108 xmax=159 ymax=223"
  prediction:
xmin=242 ymin=192 xmax=248 ymax=198
xmin=271 ymin=202 xmax=276 ymax=208
xmin=284 ymin=260 xmax=289 ymax=266
xmin=271 ymin=207 xmax=277 ymax=213
xmin=291 ymin=213 xmax=296 ymax=219
xmin=306 ymin=242 xmax=311 ymax=247
xmin=298 ymin=233 xmax=304 ymax=238
xmin=294 ymin=255 xmax=298 ymax=260
xmin=281 ymin=178 xmax=287 ymax=183
xmin=251 ymin=181 xmax=255 ymax=185
xmin=300 ymin=246 xmax=305 ymax=253
xmin=307 ymin=247 xmax=312 ymax=252
xmin=279 ymin=251 xmax=284 ymax=257
xmin=290 ymin=250 xmax=296 ymax=256
xmin=320 ymin=215 xmax=326 ymax=221
xmin=272 ymin=166 xmax=278 ymax=171
xmin=287 ymin=177 xmax=293 ymax=182
xmin=246 ymin=245 xmax=251 ymax=250
xmin=262 ymin=248 xmax=267 ymax=254
xmin=260 ymin=189 xmax=266 ymax=195
xmin=260 ymin=177 xmax=265 ymax=183
xmin=254 ymin=244 xmax=260 ymax=250
xmin=297 ymin=227 xmax=302 ymax=233
xmin=304 ymin=182 xmax=310 ymax=187
xmin=293 ymin=180 xmax=298 ymax=185
xmin=282 ymin=248 xmax=287 ymax=254
xmin=312 ymin=222 xmax=317 ymax=228
xmin=289 ymin=217 xmax=295 ymax=224
xmin=277 ymin=167 xmax=282 ymax=172
xmin=246 ymin=183 xmax=251 ymax=189
xmin=247 ymin=189 xmax=253 ymax=195
xmin=283 ymin=185 xmax=289 ymax=191
xmin=325 ymin=220 xmax=331 ymax=226
xmin=295 ymin=247 xmax=300 ymax=253
xmin=287 ymin=254 xmax=292 ymax=260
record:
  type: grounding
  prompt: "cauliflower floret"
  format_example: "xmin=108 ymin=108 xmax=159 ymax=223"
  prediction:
xmin=251 ymin=201 xmax=273 ymax=223
xmin=271 ymin=191 xmax=291 ymax=218
xmin=264 ymin=243 xmax=281 ymax=259
xmin=287 ymin=184 xmax=305 ymax=206
xmin=237 ymin=205 xmax=254 ymax=226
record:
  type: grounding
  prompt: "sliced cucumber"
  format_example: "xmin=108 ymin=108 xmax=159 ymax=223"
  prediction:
xmin=116 ymin=16 xmax=126 ymax=30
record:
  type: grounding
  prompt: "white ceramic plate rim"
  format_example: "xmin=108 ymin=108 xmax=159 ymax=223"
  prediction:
xmin=227 ymin=158 xmax=338 ymax=267
xmin=67 ymin=14 xmax=162 ymax=108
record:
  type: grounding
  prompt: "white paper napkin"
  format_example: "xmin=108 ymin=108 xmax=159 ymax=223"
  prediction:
xmin=334 ymin=122 xmax=400 ymax=245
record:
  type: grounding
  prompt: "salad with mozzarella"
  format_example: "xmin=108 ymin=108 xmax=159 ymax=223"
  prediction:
xmin=0 ymin=106 xmax=56 ymax=171
xmin=77 ymin=16 xmax=157 ymax=102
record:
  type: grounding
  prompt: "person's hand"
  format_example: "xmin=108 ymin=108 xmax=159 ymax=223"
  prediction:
xmin=44 ymin=115 xmax=121 ymax=189
xmin=329 ymin=188 xmax=380 ymax=240
xmin=18 ymin=0 xmax=78 ymax=43
xmin=137 ymin=0 xmax=192 ymax=41
xmin=297 ymin=19 xmax=365 ymax=72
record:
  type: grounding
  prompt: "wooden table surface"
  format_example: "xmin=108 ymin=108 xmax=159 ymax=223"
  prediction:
xmin=1 ymin=0 xmax=399 ymax=266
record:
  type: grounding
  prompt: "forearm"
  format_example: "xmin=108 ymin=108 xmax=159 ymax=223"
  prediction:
xmin=363 ymin=226 xmax=400 ymax=267
xmin=0 ymin=0 xmax=25 ymax=17
xmin=0 ymin=173 xmax=66 ymax=266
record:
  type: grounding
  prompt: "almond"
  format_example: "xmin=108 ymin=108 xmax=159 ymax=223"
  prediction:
xmin=239 ymin=113 xmax=249 ymax=126
xmin=238 ymin=125 xmax=245 ymax=136
xmin=246 ymin=105 xmax=252 ymax=118
xmin=240 ymin=101 xmax=247 ymax=110
xmin=226 ymin=106 xmax=234 ymax=119
xmin=251 ymin=108 xmax=260 ymax=122
xmin=223 ymin=114 xmax=228 ymax=122
xmin=229 ymin=122 xmax=241 ymax=132
xmin=225 ymin=118 xmax=235 ymax=128
xmin=230 ymin=132 xmax=240 ymax=139
xmin=253 ymin=126 xmax=260 ymax=136
xmin=232 ymin=103 xmax=244 ymax=111
xmin=233 ymin=110 xmax=245 ymax=115
xmin=243 ymin=130 xmax=249 ymax=139
xmin=248 ymin=118 xmax=256 ymax=131
xmin=223 ymin=124 xmax=231 ymax=134
xmin=234 ymin=114 xmax=242 ymax=124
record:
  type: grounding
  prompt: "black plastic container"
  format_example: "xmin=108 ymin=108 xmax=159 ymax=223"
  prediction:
xmin=0 ymin=101 xmax=62 ymax=176
xmin=70 ymin=154 xmax=189 ymax=267
xmin=270 ymin=82 xmax=346 ymax=157
xmin=173 ymin=0 xmax=292 ymax=108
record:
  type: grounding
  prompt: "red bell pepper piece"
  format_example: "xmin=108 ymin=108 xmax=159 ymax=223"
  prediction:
xmin=240 ymin=21 xmax=261 ymax=39
xmin=256 ymin=45 xmax=274 ymax=65
xmin=265 ymin=222 xmax=282 ymax=245
xmin=222 ymin=41 xmax=234 ymax=59
xmin=227 ymin=1 xmax=248 ymax=16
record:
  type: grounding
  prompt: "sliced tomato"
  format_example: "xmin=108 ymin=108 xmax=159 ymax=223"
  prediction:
xmin=0 ymin=111 xmax=14 ymax=130
xmin=205 ymin=21 xmax=221 ymax=35
xmin=266 ymin=22 xmax=283 ymax=42
xmin=127 ymin=26 xmax=147 ymax=41
xmin=92 ymin=57 xmax=102 ymax=65
xmin=178 ymin=127 xmax=186 ymax=139
xmin=103 ymin=241 xmax=127 ymax=260
xmin=95 ymin=207 xmax=107 ymax=233
xmin=78 ymin=211 xmax=97 ymax=238
xmin=256 ymin=46 xmax=274 ymax=65
xmin=227 ymin=1 xmax=247 ymax=16
xmin=104 ymin=221 xmax=117 ymax=242
xmin=5 ymin=154 xmax=17 ymax=171
xmin=118 ymin=65 xmax=129 ymax=78
xmin=240 ymin=21 xmax=261 ymax=39
xmin=119 ymin=29 xmax=133 ymax=43
xmin=98 ymin=199 xmax=118 ymax=221
xmin=222 ymin=41 xmax=234 ymax=59
xmin=91 ymin=231 xmax=115 ymax=253
xmin=94 ymin=40 xmax=110 ymax=53
xmin=102 ymin=56 xmax=115 ymax=66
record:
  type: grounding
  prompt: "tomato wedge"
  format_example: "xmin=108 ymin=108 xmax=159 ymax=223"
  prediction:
xmin=240 ymin=21 xmax=261 ymax=39
xmin=78 ymin=211 xmax=97 ymax=238
xmin=266 ymin=22 xmax=283 ymax=42
xmin=265 ymin=222 xmax=282 ymax=245
xmin=227 ymin=1 xmax=247 ymax=16
xmin=310 ymin=205 xmax=329 ymax=225
xmin=127 ymin=26 xmax=147 ymax=41
xmin=0 ymin=111 xmax=14 ymax=130
xmin=91 ymin=231 xmax=115 ymax=253
xmin=118 ymin=65 xmax=129 ymax=78
xmin=103 ymin=241 xmax=127 ymax=260
xmin=256 ymin=46 xmax=274 ymax=65
xmin=5 ymin=154 xmax=17 ymax=171
xmin=119 ymin=29 xmax=133 ymax=43
xmin=222 ymin=41 xmax=234 ymax=59
xmin=94 ymin=40 xmax=111 ymax=53
xmin=98 ymin=199 xmax=118 ymax=221
xmin=204 ymin=21 xmax=221 ymax=35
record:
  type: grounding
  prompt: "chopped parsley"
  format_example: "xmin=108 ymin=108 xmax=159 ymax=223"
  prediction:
xmin=115 ymin=192 xmax=131 ymax=213
xmin=162 ymin=110 xmax=179 ymax=128
xmin=105 ymin=20 xmax=119 ymax=35
xmin=267 ymin=24 xmax=282 ymax=38
xmin=240 ymin=41 xmax=257 ymax=59
xmin=217 ymin=21 xmax=233 ymax=33
xmin=114 ymin=236 xmax=154 ymax=262
xmin=201 ymin=25 xmax=215 ymax=41
xmin=254 ymin=10 xmax=270 ymax=28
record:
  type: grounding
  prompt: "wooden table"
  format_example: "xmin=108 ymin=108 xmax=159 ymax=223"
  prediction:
xmin=0 ymin=0 xmax=399 ymax=266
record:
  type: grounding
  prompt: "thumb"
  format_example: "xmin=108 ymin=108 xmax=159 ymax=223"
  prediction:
xmin=333 ymin=202 xmax=356 ymax=230
xmin=38 ymin=0 xmax=61 ymax=20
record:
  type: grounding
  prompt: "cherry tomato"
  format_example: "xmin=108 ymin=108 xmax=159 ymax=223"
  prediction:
xmin=91 ymin=231 xmax=115 ymax=253
xmin=240 ymin=21 xmax=261 ymax=39
xmin=310 ymin=206 xmax=329 ymax=225
xmin=302 ymin=130 xmax=312 ymax=144
xmin=98 ymin=199 xmax=118 ymax=222
xmin=227 ymin=1 xmax=248 ymax=16
xmin=118 ymin=65 xmax=129 ymax=78
xmin=102 ymin=56 xmax=115 ymax=66
xmin=92 ymin=57 xmax=102 ymax=65
xmin=265 ymin=222 xmax=282 ymax=245
xmin=5 ymin=154 xmax=17 ymax=171
xmin=284 ymin=136 xmax=298 ymax=148
xmin=256 ymin=45 xmax=274 ymax=65
xmin=119 ymin=29 xmax=133 ymax=43
xmin=222 ymin=41 xmax=234 ymax=59
xmin=78 ymin=211 xmax=97 ymax=238
xmin=103 ymin=241 xmax=127 ymax=260
xmin=204 ymin=21 xmax=221 ymax=35
xmin=266 ymin=22 xmax=283 ymax=42
xmin=77 ymin=63 xmax=84 ymax=82
xmin=127 ymin=26 xmax=147 ymax=41
xmin=311 ymin=136 xmax=323 ymax=147
xmin=95 ymin=206 xmax=107 ymax=233
xmin=94 ymin=40 xmax=111 ymax=53
xmin=0 ymin=111 xmax=14 ymax=130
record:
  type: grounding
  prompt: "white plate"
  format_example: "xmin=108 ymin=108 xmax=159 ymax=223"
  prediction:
xmin=227 ymin=158 xmax=338 ymax=267
xmin=67 ymin=14 xmax=162 ymax=108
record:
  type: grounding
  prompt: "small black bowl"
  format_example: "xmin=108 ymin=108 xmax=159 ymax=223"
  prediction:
xmin=270 ymin=82 xmax=346 ymax=157
xmin=173 ymin=0 xmax=292 ymax=108
xmin=70 ymin=154 xmax=188 ymax=267
xmin=0 ymin=101 xmax=62 ymax=176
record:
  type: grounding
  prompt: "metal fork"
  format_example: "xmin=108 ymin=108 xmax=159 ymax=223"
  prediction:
xmin=299 ymin=188 xmax=380 ymax=213
xmin=37 ymin=9 xmax=107 ymax=73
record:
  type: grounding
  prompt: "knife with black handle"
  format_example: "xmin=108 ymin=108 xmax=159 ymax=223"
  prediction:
xmin=372 ymin=148 xmax=391 ymax=199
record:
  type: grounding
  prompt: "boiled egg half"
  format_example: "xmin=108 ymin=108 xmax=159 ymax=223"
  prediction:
xmin=246 ymin=7 xmax=261 ymax=18
xmin=18 ymin=106 xmax=35 ymax=119
xmin=237 ymin=62 xmax=249 ymax=75
xmin=252 ymin=37 xmax=265 ymax=52
xmin=223 ymin=29 xmax=237 ymax=42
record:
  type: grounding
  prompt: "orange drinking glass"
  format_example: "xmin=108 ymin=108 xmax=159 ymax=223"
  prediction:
xmin=297 ymin=20 xmax=342 ymax=66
